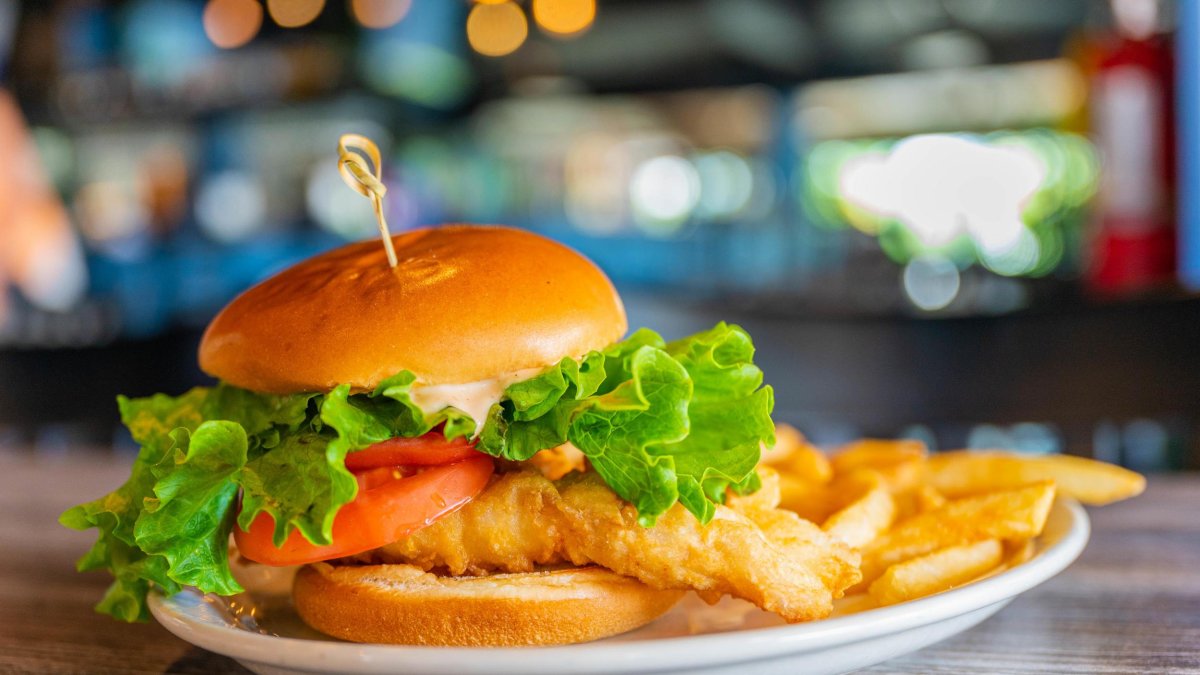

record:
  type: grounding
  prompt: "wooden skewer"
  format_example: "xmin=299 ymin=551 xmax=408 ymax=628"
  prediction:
xmin=337 ymin=133 xmax=398 ymax=268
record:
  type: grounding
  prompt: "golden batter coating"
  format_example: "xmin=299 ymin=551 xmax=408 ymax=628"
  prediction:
xmin=354 ymin=470 xmax=861 ymax=623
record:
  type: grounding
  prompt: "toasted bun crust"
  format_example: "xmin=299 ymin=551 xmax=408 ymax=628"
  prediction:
xmin=293 ymin=563 xmax=684 ymax=646
xmin=199 ymin=225 xmax=627 ymax=393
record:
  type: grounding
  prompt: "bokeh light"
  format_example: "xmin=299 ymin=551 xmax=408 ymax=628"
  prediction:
xmin=804 ymin=129 xmax=1096 ymax=278
xmin=1123 ymin=418 xmax=1170 ymax=471
xmin=902 ymin=254 xmax=960 ymax=311
xmin=980 ymin=227 xmax=1040 ymax=277
xmin=532 ymin=0 xmax=596 ymax=37
xmin=629 ymin=155 xmax=700 ymax=236
xmin=467 ymin=1 xmax=528 ymax=57
xmin=966 ymin=422 xmax=1061 ymax=455
xmin=350 ymin=0 xmax=412 ymax=29
xmin=839 ymin=134 xmax=1044 ymax=250
xmin=140 ymin=145 xmax=190 ymax=231
xmin=74 ymin=181 xmax=149 ymax=248
xmin=202 ymin=0 xmax=263 ymax=49
xmin=267 ymin=0 xmax=326 ymax=28
xmin=195 ymin=171 xmax=267 ymax=243
xmin=306 ymin=161 xmax=378 ymax=239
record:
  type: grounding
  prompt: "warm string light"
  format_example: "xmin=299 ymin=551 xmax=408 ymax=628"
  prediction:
xmin=202 ymin=0 xmax=263 ymax=49
xmin=466 ymin=1 xmax=528 ymax=57
xmin=350 ymin=0 xmax=412 ymax=29
xmin=337 ymin=134 xmax=398 ymax=268
xmin=204 ymin=0 xmax=592 ymax=55
xmin=465 ymin=0 xmax=596 ymax=56
xmin=267 ymin=0 xmax=325 ymax=28
xmin=532 ymin=0 xmax=595 ymax=36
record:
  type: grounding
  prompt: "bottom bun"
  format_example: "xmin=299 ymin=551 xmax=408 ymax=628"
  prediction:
xmin=293 ymin=562 xmax=685 ymax=646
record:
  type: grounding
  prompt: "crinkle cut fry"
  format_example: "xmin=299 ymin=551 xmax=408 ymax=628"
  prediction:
xmin=356 ymin=470 xmax=861 ymax=623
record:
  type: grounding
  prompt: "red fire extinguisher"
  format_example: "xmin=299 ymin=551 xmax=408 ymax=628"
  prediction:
xmin=1088 ymin=2 xmax=1176 ymax=294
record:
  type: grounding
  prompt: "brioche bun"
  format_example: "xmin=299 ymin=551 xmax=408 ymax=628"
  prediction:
xmin=199 ymin=225 xmax=627 ymax=393
xmin=293 ymin=563 xmax=684 ymax=646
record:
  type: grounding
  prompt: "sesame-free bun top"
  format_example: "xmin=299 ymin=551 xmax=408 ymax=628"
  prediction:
xmin=199 ymin=225 xmax=627 ymax=393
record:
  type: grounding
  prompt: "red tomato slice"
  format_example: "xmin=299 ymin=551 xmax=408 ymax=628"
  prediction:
xmin=354 ymin=465 xmax=413 ymax=490
xmin=344 ymin=432 xmax=483 ymax=471
xmin=234 ymin=455 xmax=493 ymax=566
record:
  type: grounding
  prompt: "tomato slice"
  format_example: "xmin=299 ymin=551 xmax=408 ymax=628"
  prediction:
xmin=354 ymin=465 xmax=414 ymax=490
xmin=234 ymin=455 xmax=493 ymax=566
xmin=344 ymin=432 xmax=484 ymax=471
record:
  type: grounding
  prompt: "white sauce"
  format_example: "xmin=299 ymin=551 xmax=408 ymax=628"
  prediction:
xmin=407 ymin=366 xmax=547 ymax=435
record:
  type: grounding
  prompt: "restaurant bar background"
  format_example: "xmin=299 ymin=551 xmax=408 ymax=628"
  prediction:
xmin=0 ymin=0 xmax=1197 ymax=472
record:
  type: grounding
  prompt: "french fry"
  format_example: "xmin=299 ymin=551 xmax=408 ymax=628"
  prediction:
xmin=785 ymin=444 xmax=835 ymax=485
xmin=831 ymin=592 xmax=877 ymax=616
xmin=768 ymin=431 xmax=1144 ymax=608
xmin=762 ymin=424 xmax=833 ymax=485
xmin=960 ymin=538 xmax=1039 ymax=586
xmin=858 ymin=481 xmax=1056 ymax=586
xmin=823 ymin=480 xmax=897 ymax=549
xmin=869 ymin=539 xmax=1004 ymax=606
xmin=914 ymin=484 xmax=948 ymax=512
xmin=778 ymin=475 xmax=839 ymax=523
xmin=528 ymin=443 xmax=586 ymax=480
xmin=1004 ymin=538 xmax=1037 ymax=567
xmin=878 ymin=459 xmax=927 ymax=493
xmin=831 ymin=439 xmax=927 ymax=474
xmin=832 ymin=439 xmax=928 ymax=493
xmin=778 ymin=466 xmax=881 ymax=527
xmin=809 ymin=468 xmax=888 ymax=523
xmin=926 ymin=451 xmax=1146 ymax=505
xmin=892 ymin=483 xmax=948 ymax=521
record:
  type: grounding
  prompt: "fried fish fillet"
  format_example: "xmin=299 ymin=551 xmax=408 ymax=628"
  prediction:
xmin=354 ymin=469 xmax=860 ymax=623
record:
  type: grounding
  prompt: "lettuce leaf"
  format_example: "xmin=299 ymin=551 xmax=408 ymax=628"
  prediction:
xmin=475 ymin=323 xmax=773 ymax=525
xmin=135 ymin=423 xmax=247 ymax=595
xmin=236 ymin=431 xmax=346 ymax=547
xmin=566 ymin=345 xmax=691 ymax=524
xmin=59 ymin=391 xmax=208 ymax=621
xmin=59 ymin=388 xmax=327 ymax=621
xmin=662 ymin=325 xmax=775 ymax=522
xmin=62 ymin=322 xmax=774 ymax=621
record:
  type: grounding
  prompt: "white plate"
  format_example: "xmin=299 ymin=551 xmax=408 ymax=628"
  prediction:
xmin=149 ymin=498 xmax=1089 ymax=675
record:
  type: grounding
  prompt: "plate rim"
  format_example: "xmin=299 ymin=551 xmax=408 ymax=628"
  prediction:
xmin=149 ymin=498 xmax=1090 ymax=673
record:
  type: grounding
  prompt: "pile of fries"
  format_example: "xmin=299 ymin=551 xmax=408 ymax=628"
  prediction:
xmin=761 ymin=425 xmax=1146 ymax=610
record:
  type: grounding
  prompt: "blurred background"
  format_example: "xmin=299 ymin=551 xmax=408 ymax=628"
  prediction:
xmin=0 ymin=0 xmax=1197 ymax=471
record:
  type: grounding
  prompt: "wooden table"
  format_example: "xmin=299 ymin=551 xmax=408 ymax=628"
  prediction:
xmin=2 ymin=451 xmax=1197 ymax=674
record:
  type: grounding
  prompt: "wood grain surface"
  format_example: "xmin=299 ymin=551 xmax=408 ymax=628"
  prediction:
xmin=1 ymin=451 xmax=1197 ymax=675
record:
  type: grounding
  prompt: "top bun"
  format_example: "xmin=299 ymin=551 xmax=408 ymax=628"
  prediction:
xmin=199 ymin=225 xmax=627 ymax=393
